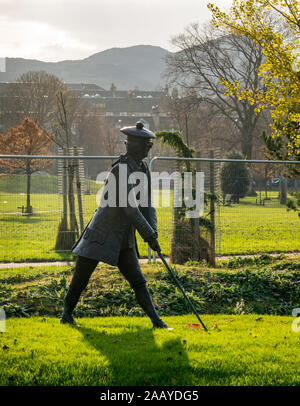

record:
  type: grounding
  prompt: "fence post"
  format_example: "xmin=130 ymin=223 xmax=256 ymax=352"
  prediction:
xmin=74 ymin=146 xmax=85 ymax=234
xmin=61 ymin=147 xmax=68 ymax=223
xmin=280 ymin=176 xmax=288 ymax=205
xmin=209 ymin=150 xmax=216 ymax=266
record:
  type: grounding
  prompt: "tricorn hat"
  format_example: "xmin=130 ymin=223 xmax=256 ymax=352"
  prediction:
xmin=120 ymin=121 xmax=155 ymax=139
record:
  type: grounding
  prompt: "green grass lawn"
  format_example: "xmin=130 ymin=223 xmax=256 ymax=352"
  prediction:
xmin=0 ymin=255 xmax=299 ymax=386
xmin=217 ymin=195 xmax=300 ymax=254
xmin=0 ymin=175 xmax=299 ymax=262
xmin=1 ymin=314 xmax=299 ymax=386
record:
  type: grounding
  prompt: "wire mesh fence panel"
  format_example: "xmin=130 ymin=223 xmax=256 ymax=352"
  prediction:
xmin=149 ymin=157 xmax=300 ymax=263
xmin=0 ymin=155 xmax=299 ymax=263
xmin=149 ymin=156 xmax=218 ymax=265
xmin=0 ymin=155 xmax=117 ymax=262
xmin=217 ymin=160 xmax=300 ymax=257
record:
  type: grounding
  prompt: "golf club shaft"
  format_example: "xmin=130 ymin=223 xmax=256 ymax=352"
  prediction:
xmin=156 ymin=250 xmax=208 ymax=331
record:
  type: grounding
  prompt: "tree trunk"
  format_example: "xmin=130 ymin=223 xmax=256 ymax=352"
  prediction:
xmin=25 ymin=160 xmax=32 ymax=214
xmin=241 ymin=131 xmax=253 ymax=160
xmin=55 ymin=148 xmax=70 ymax=250
xmin=67 ymin=157 xmax=79 ymax=245
xmin=74 ymin=146 xmax=84 ymax=233
xmin=241 ymin=131 xmax=257 ymax=196
xmin=280 ymin=177 xmax=287 ymax=205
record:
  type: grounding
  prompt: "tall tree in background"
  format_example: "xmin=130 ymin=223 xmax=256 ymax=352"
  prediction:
xmin=0 ymin=118 xmax=54 ymax=213
xmin=76 ymin=109 xmax=120 ymax=175
xmin=164 ymin=90 xmax=241 ymax=156
xmin=165 ymin=92 xmax=199 ymax=147
xmin=165 ymin=23 xmax=266 ymax=160
xmin=208 ymin=0 xmax=300 ymax=162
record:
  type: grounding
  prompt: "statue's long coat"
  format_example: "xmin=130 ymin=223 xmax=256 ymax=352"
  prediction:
xmin=72 ymin=154 xmax=157 ymax=266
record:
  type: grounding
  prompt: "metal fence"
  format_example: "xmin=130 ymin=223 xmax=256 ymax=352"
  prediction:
xmin=149 ymin=155 xmax=300 ymax=263
xmin=0 ymin=154 xmax=299 ymax=264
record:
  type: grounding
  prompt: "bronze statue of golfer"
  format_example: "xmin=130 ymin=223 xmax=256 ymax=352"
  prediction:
xmin=60 ymin=122 xmax=168 ymax=329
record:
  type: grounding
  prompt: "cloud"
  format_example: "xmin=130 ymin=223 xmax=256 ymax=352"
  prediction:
xmin=0 ymin=16 xmax=97 ymax=61
xmin=0 ymin=0 xmax=233 ymax=61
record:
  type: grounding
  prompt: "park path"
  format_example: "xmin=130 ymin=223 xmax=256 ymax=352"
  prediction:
xmin=0 ymin=252 xmax=299 ymax=269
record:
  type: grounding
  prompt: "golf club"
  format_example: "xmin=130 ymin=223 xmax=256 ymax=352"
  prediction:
xmin=155 ymin=248 xmax=208 ymax=332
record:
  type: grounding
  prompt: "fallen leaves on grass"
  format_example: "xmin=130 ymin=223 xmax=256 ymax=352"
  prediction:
xmin=186 ymin=323 xmax=204 ymax=329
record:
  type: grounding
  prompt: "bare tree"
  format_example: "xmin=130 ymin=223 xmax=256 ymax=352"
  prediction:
xmin=76 ymin=108 xmax=121 ymax=175
xmin=165 ymin=23 xmax=267 ymax=159
xmin=164 ymin=92 xmax=240 ymax=156
xmin=165 ymin=92 xmax=199 ymax=147
xmin=0 ymin=71 xmax=66 ymax=132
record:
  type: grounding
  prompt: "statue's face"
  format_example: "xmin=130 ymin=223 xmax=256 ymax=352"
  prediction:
xmin=126 ymin=137 xmax=153 ymax=161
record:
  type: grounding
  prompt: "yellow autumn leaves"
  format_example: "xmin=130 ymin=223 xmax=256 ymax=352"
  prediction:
xmin=208 ymin=0 xmax=300 ymax=156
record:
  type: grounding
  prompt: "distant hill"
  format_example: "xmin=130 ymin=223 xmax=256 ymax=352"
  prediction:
xmin=0 ymin=45 xmax=171 ymax=90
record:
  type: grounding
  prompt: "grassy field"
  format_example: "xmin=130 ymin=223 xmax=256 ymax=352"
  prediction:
xmin=217 ymin=195 xmax=300 ymax=254
xmin=0 ymin=175 xmax=299 ymax=262
xmin=1 ymin=315 xmax=299 ymax=386
xmin=0 ymin=254 xmax=299 ymax=386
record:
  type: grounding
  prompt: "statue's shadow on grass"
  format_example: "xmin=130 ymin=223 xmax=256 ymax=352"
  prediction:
xmin=78 ymin=322 xmax=194 ymax=386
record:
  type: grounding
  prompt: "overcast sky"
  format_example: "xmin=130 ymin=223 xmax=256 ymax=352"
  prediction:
xmin=0 ymin=0 xmax=233 ymax=62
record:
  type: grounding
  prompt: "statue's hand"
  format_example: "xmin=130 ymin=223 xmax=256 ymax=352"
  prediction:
xmin=147 ymin=237 xmax=161 ymax=252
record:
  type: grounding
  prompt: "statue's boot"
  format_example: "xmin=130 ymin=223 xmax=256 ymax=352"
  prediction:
xmin=118 ymin=249 xmax=172 ymax=330
xmin=133 ymin=282 xmax=172 ymax=330
xmin=60 ymin=256 xmax=98 ymax=326
xmin=60 ymin=304 xmax=78 ymax=326
xmin=60 ymin=286 xmax=83 ymax=327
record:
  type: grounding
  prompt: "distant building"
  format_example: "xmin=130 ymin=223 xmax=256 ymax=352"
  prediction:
xmin=0 ymin=81 xmax=171 ymax=132
xmin=66 ymin=83 xmax=170 ymax=131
